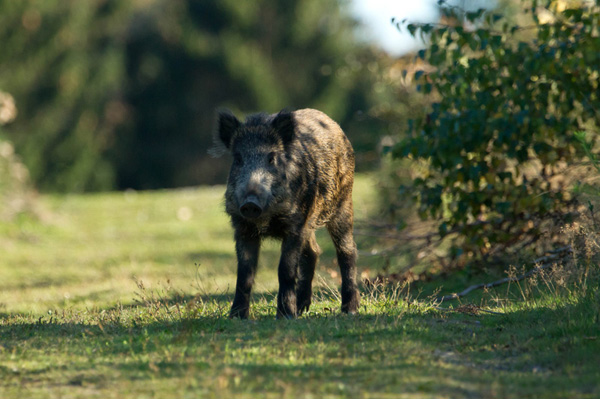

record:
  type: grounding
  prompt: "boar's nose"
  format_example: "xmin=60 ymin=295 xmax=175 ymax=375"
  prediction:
xmin=240 ymin=195 xmax=263 ymax=219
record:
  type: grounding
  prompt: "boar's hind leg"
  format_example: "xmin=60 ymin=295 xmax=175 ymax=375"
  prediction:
xmin=327 ymin=207 xmax=360 ymax=314
xmin=296 ymin=231 xmax=321 ymax=315
xmin=230 ymin=234 xmax=260 ymax=319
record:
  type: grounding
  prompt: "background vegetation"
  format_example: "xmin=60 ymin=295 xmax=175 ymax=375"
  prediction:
xmin=0 ymin=0 xmax=391 ymax=191
xmin=371 ymin=0 xmax=600 ymax=274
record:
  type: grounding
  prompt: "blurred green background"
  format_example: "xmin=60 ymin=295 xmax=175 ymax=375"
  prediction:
xmin=0 ymin=0 xmax=402 ymax=192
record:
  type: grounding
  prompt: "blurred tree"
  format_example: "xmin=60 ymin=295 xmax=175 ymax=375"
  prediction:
xmin=112 ymin=0 xmax=388 ymax=189
xmin=0 ymin=0 xmax=389 ymax=191
xmin=0 ymin=0 xmax=131 ymax=191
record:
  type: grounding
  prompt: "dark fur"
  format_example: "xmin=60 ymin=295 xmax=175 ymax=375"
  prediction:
xmin=217 ymin=108 xmax=360 ymax=319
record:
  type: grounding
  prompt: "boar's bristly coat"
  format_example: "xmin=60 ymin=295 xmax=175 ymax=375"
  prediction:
xmin=217 ymin=108 xmax=360 ymax=319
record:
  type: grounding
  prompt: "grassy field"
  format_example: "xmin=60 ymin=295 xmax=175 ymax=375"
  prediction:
xmin=1 ymin=174 xmax=599 ymax=398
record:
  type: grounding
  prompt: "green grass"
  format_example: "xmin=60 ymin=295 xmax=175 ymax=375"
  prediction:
xmin=1 ymin=174 xmax=599 ymax=398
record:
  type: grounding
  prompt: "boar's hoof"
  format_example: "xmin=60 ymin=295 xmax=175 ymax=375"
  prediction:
xmin=229 ymin=307 xmax=249 ymax=319
xmin=240 ymin=199 xmax=263 ymax=219
xmin=276 ymin=313 xmax=295 ymax=320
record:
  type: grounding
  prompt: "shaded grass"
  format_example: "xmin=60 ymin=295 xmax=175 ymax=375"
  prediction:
xmin=0 ymin=174 xmax=599 ymax=398
xmin=1 ymin=290 xmax=598 ymax=399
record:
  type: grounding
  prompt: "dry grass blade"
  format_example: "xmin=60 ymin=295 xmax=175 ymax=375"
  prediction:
xmin=433 ymin=304 xmax=504 ymax=316
xmin=438 ymin=246 xmax=573 ymax=302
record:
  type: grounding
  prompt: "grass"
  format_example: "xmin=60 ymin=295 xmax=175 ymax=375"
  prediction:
xmin=1 ymin=174 xmax=599 ymax=398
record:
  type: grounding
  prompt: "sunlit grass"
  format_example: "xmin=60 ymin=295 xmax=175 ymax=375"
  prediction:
xmin=0 ymin=175 xmax=377 ymax=314
xmin=0 ymin=174 xmax=598 ymax=398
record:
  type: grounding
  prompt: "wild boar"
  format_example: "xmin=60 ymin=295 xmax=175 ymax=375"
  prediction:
xmin=216 ymin=108 xmax=359 ymax=318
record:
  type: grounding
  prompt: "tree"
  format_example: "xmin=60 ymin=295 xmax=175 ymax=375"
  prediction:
xmin=0 ymin=0 xmax=388 ymax=191
xmin=394 ymin=0 xmax=600 ymax=264
xmin=110 ymin=0 xmax=387 ymax=189
xmin=0 ymin=0 xmax=132 ymax=191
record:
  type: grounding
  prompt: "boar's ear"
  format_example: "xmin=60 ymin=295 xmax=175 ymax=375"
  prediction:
xmin=216 ymin=109 xmax=241 ymax=150
xmin=272 ymin=110 xmax=295 ymax=148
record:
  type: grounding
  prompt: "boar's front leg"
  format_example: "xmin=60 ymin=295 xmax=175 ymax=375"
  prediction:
xmin=230 ymin=233 xmax=260 ymax=319
xmin=276 ymin=233 xmax=304 ymax=319
xmin=296 ymin=231 xmax=321 ymax=315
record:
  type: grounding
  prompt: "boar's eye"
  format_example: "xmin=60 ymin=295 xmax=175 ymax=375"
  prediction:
xmin=233 ymin=153 xmax=243 ymax=166
xmin=267 ymin=152 xmax=276 ymax=165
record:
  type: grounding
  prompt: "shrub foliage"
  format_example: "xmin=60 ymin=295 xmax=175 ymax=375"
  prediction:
xmin=395 ymin=0 xmax=600 ymax=262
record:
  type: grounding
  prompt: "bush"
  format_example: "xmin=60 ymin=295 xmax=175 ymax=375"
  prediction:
xmin=394 ymin=1 xmax=600 ymax=265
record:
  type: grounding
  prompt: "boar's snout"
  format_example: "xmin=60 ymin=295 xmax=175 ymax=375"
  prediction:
xmin=240 ymin=195 xmax=263 ymax=219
